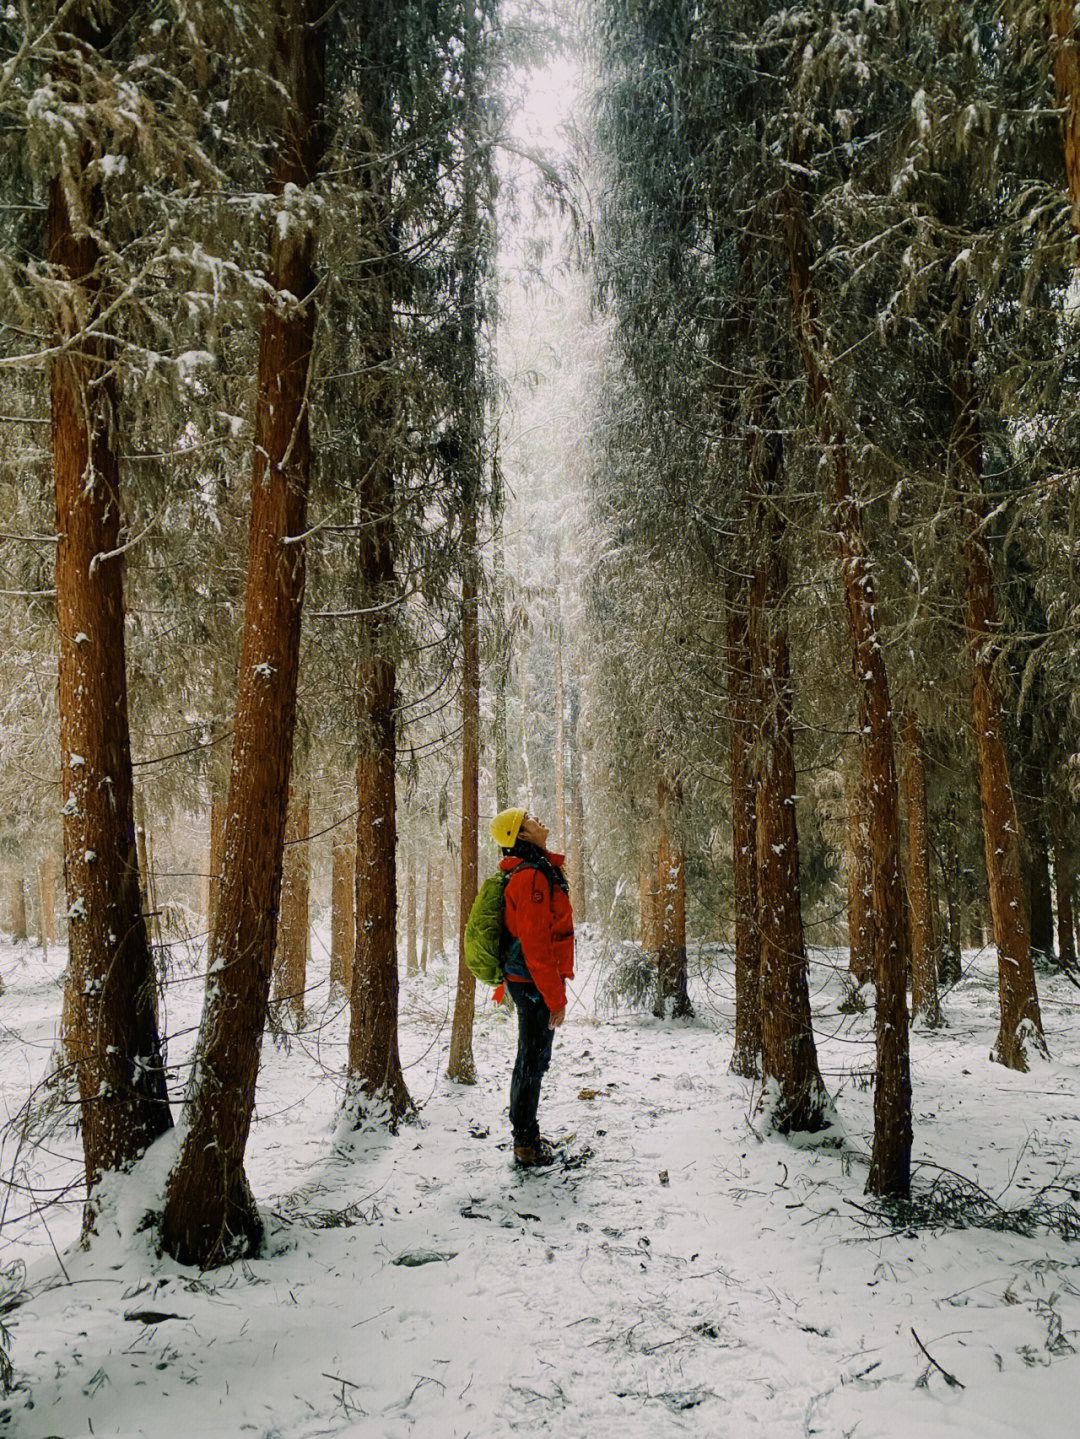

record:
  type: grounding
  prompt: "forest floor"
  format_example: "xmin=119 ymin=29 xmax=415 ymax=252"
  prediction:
xmin=2 ymin=928 xmax=1080 ymax=1438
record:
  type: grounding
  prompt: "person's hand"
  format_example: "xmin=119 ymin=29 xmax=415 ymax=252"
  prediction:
xmin=549 ymin=1006 xmax=566 ymax=1029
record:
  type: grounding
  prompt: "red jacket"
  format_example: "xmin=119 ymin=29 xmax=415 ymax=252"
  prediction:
xmin=500 ymin=851 xmax=575 ymax=1014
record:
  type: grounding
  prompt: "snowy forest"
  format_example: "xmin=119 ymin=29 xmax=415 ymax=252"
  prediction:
xmin=2 ymin=1 xmax=1080 ymax=1434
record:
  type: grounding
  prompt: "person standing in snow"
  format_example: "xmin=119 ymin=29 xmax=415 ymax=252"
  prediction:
xmin=489 ymin=807 xmax=575 ymax=1167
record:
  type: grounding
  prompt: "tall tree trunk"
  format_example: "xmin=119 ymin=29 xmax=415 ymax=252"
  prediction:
xmin=40 ymin=854 xmax=57 ymax=955
xmin=160 ymin=6 xmax=324 ymax=1265
xmin=330 ymin=839 xmax=355 ymax=993
xmin=447 ymin=18 xmax=483 ymax=1084
xmin=952 ymin=348 xmax=1046 ymax=1071
xmin=48 ymin=9 xmax=171 ymax=1214
xmin=785 ymin=172 xmax=909 ymax=1192
xmin=349 ymin=633 xmax=408 ymax=1116
xmin=749 ymin=427 xmax=833 ymax=1136
xmin=846 ymin=768 xmax=874 ymax=986
xmin=640 ymin=858 xmax=660 ymax=954
xmin=345 ymin=9 xmax=411 ymax=1128
xmin=1052 ymin=5 xmax=1080 ymax=232
xmin=448 ymin=493 xmax=480 ymax=1083
xmin=1025 ymin=824 xmax=1056 ymax=963
xmin=274 ymin=786 xmax=309 ymax=1023
xmin=1054 ymin=840 xmax=1077 ymax=969
xmin=207 ymin=797 xmax=226 ymax=934
xmin=727 ymin=574 xmax=761 ymax=1077
xmin=654 ymin=775 xmax=692 ymax=1019
xmin=903 ymin=713 xmax=942 ymax=1026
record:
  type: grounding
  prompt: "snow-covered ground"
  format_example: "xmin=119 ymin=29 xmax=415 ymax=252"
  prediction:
xmin=2 ymin=928 xmax=1080 ymax=1438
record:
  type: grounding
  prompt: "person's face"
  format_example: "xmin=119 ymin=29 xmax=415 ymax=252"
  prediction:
xmin=518 ymin=813 xmax=549 ymax=848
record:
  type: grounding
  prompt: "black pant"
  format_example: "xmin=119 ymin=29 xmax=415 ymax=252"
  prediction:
xmin=507 ymin=980 xmax=554 ymax=1146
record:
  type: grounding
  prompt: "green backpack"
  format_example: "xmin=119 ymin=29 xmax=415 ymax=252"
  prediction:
xmin=463 ymin=870 xmax=524 ymax=985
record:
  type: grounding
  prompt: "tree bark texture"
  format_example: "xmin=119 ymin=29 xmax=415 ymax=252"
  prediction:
xmin=48 ymin=37 xmax=172 ymax=1206
xmin=903 ymin=713 xmax=942 ymax=1026
xmin=1025 ymin=827 xmax=1056 ymax=962
xmin=727 ymin=580 xmax=761 ymax=1077
xmin=161 ymin=7 xmax=324 ymax=1266
xmin=1052 ymin=4 xmax=1080 ymax=233
xmin=846 ymin=771 xmax=875 ymax=987
xmin=330 ymin=839 xmax=355 ymax=992
xmin=207 ymin=797 xmax=226 ymax=932
xmin=349 ymin=637 xmax=409 ymax=1117
xmin=640 ymin=859 xmax=660 ymax=954
xmin=448 ymin=497 xmax=480 ymax=1082
xmin=953 ymin=357 xmax=1046 ymax=1070
xmin=40 ymin=855 xmax=57 ymax=952
xmin=274 ymin=787 xmax=309 ymax=1023
xmin=785 ymin=170 xmax=909 ymax=1191
xmin=654 ymin=776 xmax=692 ymax=1019
xmin=749 ymin=434 xmax=833 ymax=1137
xmin=447 ymin=23 xmax=483 ymax=1082
xmin=344 ymin=8 xmax=410 ymax=1126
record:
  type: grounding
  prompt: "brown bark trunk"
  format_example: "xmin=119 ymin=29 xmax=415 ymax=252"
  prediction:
xmin=1055 ymin=841 xmax=1077 ymax=968
xmin=330 ymin=839 xmax=355 ymax=992
xmin=903 ymin=713 xmax=942 ymax=1026
xmin=274 ymin=787 xmax=309 ymax=1022
xmin=1052 ymin=4 xmax=1080 ymax=233
xmin=40 ymin=855 xmax=57 ymax=955
xmin=846 ymin=771 xmax=875 ymax=986
xmin=447 ymin=23 xmax=483 ymax=1082
xmin=953 ymin=353 xmax=1046 ymax=1070
xmin=1026 ymin=828 xmax=1055 ymax=962
xmin=654 ymin=776 xmax=692 ymax=1019
xmin=640 ymin=859 xmax=660 ymax=953
xmin=349 ymin=640 xmax=409 ymax=1116
xmin=749 ymin=431 xmax=833 ymax=1136
xmin=405 ymin=847 xmax=418 ymax=976
xmin=785 ymin=175 xmax=908 ymax=1188
xmin=727 ymin=578 xmax=761 ymax=1077
xmin=160 ymin=7 xmax=324 ymax=1266
xmin=344 ymin=12 xmax=411 ymax=1127
xmin=448 ymin=498 xmax=480 ymax=1083
xmin=207 ymin=797 xmax=226 ymax=933
xmin=48 ymin=13 xmax=171 ymax=1211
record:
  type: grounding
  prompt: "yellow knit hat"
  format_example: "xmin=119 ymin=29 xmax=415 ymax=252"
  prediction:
xmin=489 ymin=807 xmax=526 ymax=849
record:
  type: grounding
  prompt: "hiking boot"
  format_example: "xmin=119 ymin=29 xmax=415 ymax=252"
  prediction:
xmin=513 ymin=1137 xmax=557 ymax=1168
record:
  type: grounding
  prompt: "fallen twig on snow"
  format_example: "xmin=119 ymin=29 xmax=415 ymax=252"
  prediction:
xmin=911 ymin=1327 xmax=964 ymax=1388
